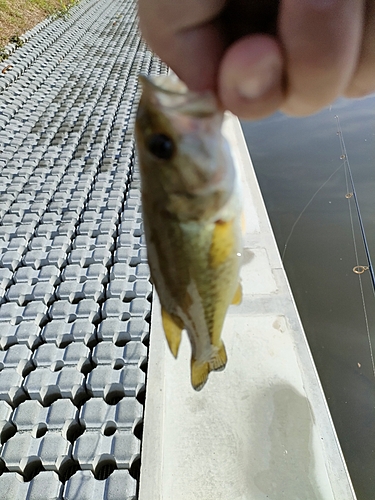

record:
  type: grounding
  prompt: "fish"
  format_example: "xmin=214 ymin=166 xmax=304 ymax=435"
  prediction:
xmin=135 ymin=75 xmax=242 ymax=391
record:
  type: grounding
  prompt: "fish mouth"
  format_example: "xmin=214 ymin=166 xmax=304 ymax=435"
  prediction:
xmin=139 ymin=74 xmax=219 ymax=118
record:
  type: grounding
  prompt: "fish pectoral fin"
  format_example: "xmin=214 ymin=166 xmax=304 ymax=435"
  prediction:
xmin=210 ymin=342 xmax=227 ymax=372
xmin=191 ymin=359 xmax=210 ymax=391
xmin=231 ymin=282 xmax=242 ymax=305
xmin=161 ymin=308 xmax=183 ymax=358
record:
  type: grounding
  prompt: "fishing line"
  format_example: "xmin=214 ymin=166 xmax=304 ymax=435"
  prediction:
xmin=281 ymin=160 xmax=346 ymax=261
xmin=335 ymin=114 xmax=375 ymax=378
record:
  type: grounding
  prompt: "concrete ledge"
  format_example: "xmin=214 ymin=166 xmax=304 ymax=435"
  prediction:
xmin=139 ymin=115 xmax=356 ymax=500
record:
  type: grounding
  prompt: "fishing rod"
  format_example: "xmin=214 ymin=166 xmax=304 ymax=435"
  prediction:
xmin=335 ymin=114 xmax=375 ymax=296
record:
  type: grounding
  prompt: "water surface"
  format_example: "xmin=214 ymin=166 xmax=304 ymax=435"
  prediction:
xmin=242 ymin=96 xmax=375 ymax=500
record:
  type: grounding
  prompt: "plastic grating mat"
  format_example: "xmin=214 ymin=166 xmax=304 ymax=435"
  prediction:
xmin=0 ymin=0 xmax=168 ymax=498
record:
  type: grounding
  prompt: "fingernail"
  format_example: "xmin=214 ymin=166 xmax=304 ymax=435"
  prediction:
xmin=237 ymin=55 xmax=281 ymax=100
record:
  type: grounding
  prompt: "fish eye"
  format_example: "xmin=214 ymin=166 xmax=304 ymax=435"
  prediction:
xmin=146 ymin=133 xmax=174 ymax=160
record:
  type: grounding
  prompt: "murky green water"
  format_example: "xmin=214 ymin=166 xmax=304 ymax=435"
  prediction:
xmin=242 ymin=96 xmax=375 ymax=500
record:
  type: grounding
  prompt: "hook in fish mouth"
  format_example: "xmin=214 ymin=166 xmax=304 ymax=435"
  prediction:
xmin=138 ymin=74 xmax=219 ymax=118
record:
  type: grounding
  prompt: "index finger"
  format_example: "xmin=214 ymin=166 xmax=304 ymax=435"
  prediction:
xmin=137 ymin=0 xmax=281 ymax=93
xmin=137 ymin=0 xmax=226 ymax=91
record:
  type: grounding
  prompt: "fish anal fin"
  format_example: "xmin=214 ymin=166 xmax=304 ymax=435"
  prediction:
xmin=210 ymin=342 xmax=227 ymax=372
xmin=231 ymin=282 xmax=242 ymax=305
xmin=210 ymin=218 xmax=235 ymax=268
xmin=191 ymin=359 xmax=210 ymax=391
xmin=161 ymin=308 xmax=183 ymax=358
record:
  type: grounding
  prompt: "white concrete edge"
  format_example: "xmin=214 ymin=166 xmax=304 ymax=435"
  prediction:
xmin=225 ymin=116 xmax=357 ymax=498
xmin=139 ymin=295 xmax=166 ymax=500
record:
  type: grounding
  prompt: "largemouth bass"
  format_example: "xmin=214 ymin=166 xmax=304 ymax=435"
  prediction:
xmin=135 ymin=75 xmax=242 ymax=391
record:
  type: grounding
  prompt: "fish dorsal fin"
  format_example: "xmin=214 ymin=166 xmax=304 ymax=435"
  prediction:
xmin=161 ymin=308 xmax=183 ymax=358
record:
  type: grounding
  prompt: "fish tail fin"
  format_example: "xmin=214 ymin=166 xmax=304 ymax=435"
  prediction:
xmin=191 ymin=343 xmax=227 ymax=390
xmin=191 ymin=359 xmax=210 ymax=391
xmin=161 ymin=308 xmax=183 ymax=358
xmin=210 ymin=342 xmax=227 ymax=372
xmin=231 ymin=282 xmax=242 ymax=305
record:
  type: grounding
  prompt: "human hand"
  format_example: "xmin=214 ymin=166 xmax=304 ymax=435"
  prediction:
xmin=138 ymin=0 xmax=375 ymax=119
